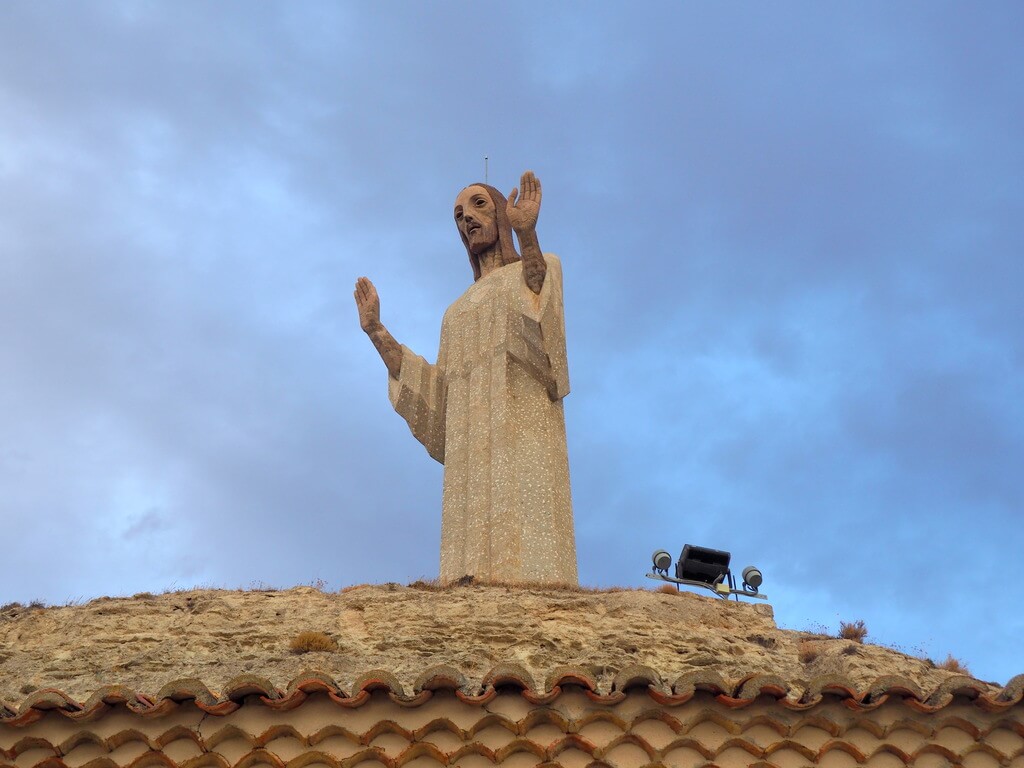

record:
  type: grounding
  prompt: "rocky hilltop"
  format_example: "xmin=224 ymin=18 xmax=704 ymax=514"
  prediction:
xmin=0 ymin=583 xmax=990 ymax=705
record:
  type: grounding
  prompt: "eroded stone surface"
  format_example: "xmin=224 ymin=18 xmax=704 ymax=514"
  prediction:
xmin=0 ymin=584 xmax=993 ymax=705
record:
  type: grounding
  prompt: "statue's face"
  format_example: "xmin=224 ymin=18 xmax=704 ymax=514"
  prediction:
xmin=454 ymin=185 xmax=498 ymax=254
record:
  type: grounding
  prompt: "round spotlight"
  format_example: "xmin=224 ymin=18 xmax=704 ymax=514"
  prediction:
xmin=742 ymin=566 xmax=763 ymax=589
xmin=652 ymin=550 xmax=672 ymax=572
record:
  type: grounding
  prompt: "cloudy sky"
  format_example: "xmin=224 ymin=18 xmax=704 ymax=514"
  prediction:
xmin=2 ymin=2 xmax=1021 ymax=684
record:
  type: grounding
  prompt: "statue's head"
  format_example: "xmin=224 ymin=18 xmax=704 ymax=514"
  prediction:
xmin=454 ymin=184 xmax=520 ymax=281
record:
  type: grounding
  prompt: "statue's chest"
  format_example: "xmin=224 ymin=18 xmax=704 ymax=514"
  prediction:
xmin=441 ymin=267 xmax=523 ymax=371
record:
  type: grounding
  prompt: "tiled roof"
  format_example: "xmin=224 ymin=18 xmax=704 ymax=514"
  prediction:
xmin=3 ymin=666 xmax=1022 ymax=727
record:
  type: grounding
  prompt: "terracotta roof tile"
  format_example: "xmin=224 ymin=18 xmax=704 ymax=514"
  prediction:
xmin=3 ymin=713 xmax=1024 ymax=768
xmin=0 ymin=670 xmax=1022 ymax=727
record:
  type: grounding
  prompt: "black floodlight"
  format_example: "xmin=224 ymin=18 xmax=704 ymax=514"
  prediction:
xmin=652 ymin=549 xmax=672 ymax=574
xmin=676 ymin=544 xmax=731 ymax=586
xmin=644 ymin=542 xmax=767 ymax=601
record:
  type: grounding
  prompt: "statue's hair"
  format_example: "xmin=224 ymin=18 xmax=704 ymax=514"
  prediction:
xmin=457 ymin=183 xmax=520 ymax=281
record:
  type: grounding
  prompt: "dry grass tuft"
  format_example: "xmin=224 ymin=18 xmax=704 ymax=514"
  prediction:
xmin=409 ymin=579 xmax=444 ymax=591
xmin=339 ymin=584 xmax=370 ymax=594
xmin=289 ymin=631 xmax=338 ymax=654
xmin=937 ymin=654 xmax=971 ymax=675
xmin=838 ymin=619 xmax=868 ymax=643
xmin=658 ymin=584 xmax=679 ymax=595
xmin=798 ymin=640 xmax=821 ymax=664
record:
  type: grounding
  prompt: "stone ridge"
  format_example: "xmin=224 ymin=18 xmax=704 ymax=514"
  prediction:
xmin=0 ymin=584 xmax=1006 ymax=706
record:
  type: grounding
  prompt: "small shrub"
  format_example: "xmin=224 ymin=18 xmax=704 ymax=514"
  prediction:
xmin=798 ymin=641 xmax=820 ymax=664
xmin=27 ymin=600 xmax=45 ymax=610
xmin=842 ymin=643 xmax=860 ymax=656
xmin=658 ymin=584 xmax=678 ymax=595
xmin=1 ymin=602 xmax=22 ymax=611
xmin=289 ymin=631 xmax=338 ymax=654
xmin=838 ymin=619 xmax=868 ymax=643
xmin=937 ymin=654 xmax=970 ymax=675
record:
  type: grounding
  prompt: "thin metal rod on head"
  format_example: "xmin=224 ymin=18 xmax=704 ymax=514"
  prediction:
xmin=484 ymin=155 xmax=488 ymax=183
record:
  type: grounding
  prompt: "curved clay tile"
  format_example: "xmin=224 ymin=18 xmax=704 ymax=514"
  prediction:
xmin=155 ymin=726 xmax=205 ymax=750
xmin=177 ymin=752 xmax=230 ymax=768
xmin=598 ymin=733 xmax=658 ymax=760
xmin=285 ymin=671 xmax=343 ymax=697
xmin=19 ymin=689 xmax=82 ymax=714
xmin=465 ymin=712 xmax=516 ymax=738
xmin=670 ymin=670 xmax=730 ymax=698
xmin=610 ymin=664 xmax=665 ymax=695
xmin=480 ymin=663 xmax=536 ymax=692
xmin=521 ymin=707 xmax=571 ymax=736
xmin=221 ymin=675 xmax=281 ymax=703
xmin=284 ymin=751 xmax=342 ymax=768
xmin=410 ymin=716 xmax=465 ymax=742
xmin=797 ymin=674 xmax=860 ymax=707
xmin=493 ymin=737 xmax=547 ymax=762
xmin=204 ymin=724 xmax=257 ymax=750
xmin=734 ymin=673 xmax=790 ymax=702
xmin=865 ymin=675 xmax=925 ymax=706
xmin=349 ymin=671 xmax=405 ymax=699
xmin=1 ymin=666 xmax=1023 ymax=729
xmin=867 ymin=743 xmax=913 ymax=765
xmin=360 ymin=720 xmax=412 ymax=746
xmin=411 ymin=665 xmax=469 ymax=694
xmin=816 ymin=738 xmax=868 ymax=763
xmin=762 ymin=738 xmax=817 ymax=760
xmin=573 ymin=709 xmax=628 ymax=735
xmin=543 ymin=665 xmax=600 ymax=695
xmin=152 ymin=679 xmax=219 ymax=707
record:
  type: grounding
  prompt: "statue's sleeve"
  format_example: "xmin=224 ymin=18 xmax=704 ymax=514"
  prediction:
xmin=388 ymin=344 xmax=446 ymax=464
xmin=513 ymin=253 xmax=570 ymax=401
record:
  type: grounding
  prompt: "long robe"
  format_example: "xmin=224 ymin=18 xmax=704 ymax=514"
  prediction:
xmin=388 ymin=254 xmax=577 ymax=585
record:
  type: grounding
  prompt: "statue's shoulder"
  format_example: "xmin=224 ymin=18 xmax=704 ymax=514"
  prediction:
xmin=542 ymin=253 xmax=563 ymax=282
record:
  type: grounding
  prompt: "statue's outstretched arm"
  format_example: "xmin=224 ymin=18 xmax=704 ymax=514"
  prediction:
xmin=354 ymin=277 xmax=402 ymax=379
xmin=507 ymin=170 xmax=546 ymax=294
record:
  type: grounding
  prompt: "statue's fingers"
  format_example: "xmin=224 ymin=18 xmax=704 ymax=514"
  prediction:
xmin=508 ymin=186 xmax=518 ymax=206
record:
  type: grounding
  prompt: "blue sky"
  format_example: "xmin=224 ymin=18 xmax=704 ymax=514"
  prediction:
xmin=1 ymin=2 xmax=1021 ymax=684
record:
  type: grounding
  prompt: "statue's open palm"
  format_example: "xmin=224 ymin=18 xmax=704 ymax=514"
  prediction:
xmin=507 ymin=171 xmax=542 ymax=233
xmin=354 ymin=276 xmax=381 ymax=333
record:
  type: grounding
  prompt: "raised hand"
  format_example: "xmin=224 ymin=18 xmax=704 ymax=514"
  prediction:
xmin=506 ymin=170 xmax=542 ymax=235
xmin=354 ymin=276 xmax=381 ymax=334
xmin=354 ymin=276 xmax=402 ymax=379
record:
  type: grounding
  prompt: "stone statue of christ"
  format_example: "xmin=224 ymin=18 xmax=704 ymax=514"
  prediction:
xmin=354 ymin=171 xmax=577 ymax=585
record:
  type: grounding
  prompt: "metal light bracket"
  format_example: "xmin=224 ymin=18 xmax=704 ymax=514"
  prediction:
xmin=645 ymin=571 xmax=767 ymax=600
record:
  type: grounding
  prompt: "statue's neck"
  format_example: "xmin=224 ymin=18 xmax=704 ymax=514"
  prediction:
xmin=476 ymin=245 xmax=503 ymax=278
